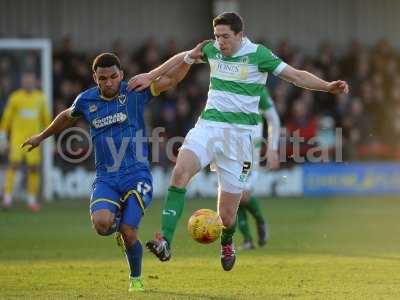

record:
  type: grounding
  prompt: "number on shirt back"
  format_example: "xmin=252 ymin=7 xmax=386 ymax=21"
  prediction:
xmin=137 ymin=182 xmax=151 ymax=195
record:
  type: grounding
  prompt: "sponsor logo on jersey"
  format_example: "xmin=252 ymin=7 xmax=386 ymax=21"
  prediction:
xmin=210 ymin=59 xmax=248 ymax=80
xmin=92 ymin=112 xmax=127 ymax=129
xmin=19 ymin=109 xmax=38 ymax=118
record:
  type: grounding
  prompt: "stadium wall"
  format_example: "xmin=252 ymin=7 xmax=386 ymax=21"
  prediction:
xmin=47 ymin=163 xmax=400 ymax=199
xmin=242 ymin=0 xmax=400 ymax=49
xmin=2 ymin=163 xmax=399 ymax=200
xmin=1 ymin=0 xmax=400 ymax=50
xmin=0 ymin=0 xmax=212 ymax=50
xmin=303 ymin=163 xmax=400 ymax=197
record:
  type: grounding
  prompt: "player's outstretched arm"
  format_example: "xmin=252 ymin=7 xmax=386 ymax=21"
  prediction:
xmin=127 ymin=40 xmax=210 ymax=92
xmin=151 ymin=40 xmax=210 ymax=94
xmin=150 ymin=61 xmax=192 ymax=95
xmin=278 ymin=65 xmax=349 ymax=94
xmin=127 ymin=52 xmax=186 ymax=92
xmin=21 ymin=108 xmax=76 ymax=152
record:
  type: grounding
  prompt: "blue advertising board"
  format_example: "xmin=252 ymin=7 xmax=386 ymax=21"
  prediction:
xmin=303 ymin=163 xmax=400 ymax=196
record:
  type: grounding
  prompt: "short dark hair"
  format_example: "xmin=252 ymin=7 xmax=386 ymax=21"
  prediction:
xmin=213 ymin=12 xmax=244 ymax=34
xmin=92 ymin=52 xmax=121 ymax=72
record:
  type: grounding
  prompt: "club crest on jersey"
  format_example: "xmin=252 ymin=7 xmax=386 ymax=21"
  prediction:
xmin=118 ymin=94 xmax=127 ymax=105
xmin=89 ymin=104 xmax=97 ymax=113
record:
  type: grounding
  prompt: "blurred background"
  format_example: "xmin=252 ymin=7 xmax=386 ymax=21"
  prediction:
xmin=1 ymin=0 xmax=400 ymax=200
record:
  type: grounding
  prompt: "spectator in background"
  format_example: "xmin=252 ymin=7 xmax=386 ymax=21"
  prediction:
xmin=316 ymin=115 xmax=336 ymax=161
xmin=175 ymin=93 xmax=194 ymax=136
xmin=2 ymin=36 xmax=400 ymax=166
xmin=392 ymin=101 xmax=400 ymax=159
xmin=341 ymin=99 xmax=372 ymax=160
xmin=163 ymin=38 xmax=179 ymax=61
xmin=285 ymin=98 xmax=318 ymax=161
xmin=0 ymin=76 xmax=13 ymax=116
xmin=134 ymin=37 xmax=161 ymax=72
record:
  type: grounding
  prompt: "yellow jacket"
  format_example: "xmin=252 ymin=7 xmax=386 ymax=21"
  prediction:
xmin=0 ymin=89 xmax=50 ymax=144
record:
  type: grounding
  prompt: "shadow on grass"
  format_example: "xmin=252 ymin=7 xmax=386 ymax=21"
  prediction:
xmin=144 ymin=289 xmax=237 ymax=300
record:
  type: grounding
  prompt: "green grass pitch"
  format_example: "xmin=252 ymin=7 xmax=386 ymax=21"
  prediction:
xmin=1 ymin=196 xmax=400 ymax=299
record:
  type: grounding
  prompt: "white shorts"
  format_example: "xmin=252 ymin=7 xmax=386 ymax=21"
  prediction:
xmin=181 ymin=120 xmax=254 ymax=194
xmin=244 ymin=167 xmax=259 ymax=191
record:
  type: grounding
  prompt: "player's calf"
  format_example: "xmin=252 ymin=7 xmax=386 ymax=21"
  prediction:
xmin=119 ymin=224 xmax=138 ymax=248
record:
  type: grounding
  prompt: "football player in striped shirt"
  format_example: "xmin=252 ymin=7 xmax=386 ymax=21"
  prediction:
xmin=132 ymin=12 xmax=348 ymax=271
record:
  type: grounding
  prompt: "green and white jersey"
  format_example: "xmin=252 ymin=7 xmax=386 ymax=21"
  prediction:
xmin=200 ymin=38 xmax=286 ymax=130
xmin=258 ymin=88 xmax=273 ymax=122
xmin=254 ymin=88 xmax=273 ymax=148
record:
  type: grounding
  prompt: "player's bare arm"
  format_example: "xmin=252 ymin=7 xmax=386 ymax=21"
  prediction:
xmin=150 ymin=62 xmax=191 ymax=95
xmin=127 ymin=40 xmax=210 ymax=92
xmin=263 ymin=107 xmax=281 ymax=170
xmin=127 ymin=52 xmax=186 ymax=92
xmin=278 ymin=64 xmax=349 ymax=94
xmin=21 ymin=108 xmax=77 ymax=152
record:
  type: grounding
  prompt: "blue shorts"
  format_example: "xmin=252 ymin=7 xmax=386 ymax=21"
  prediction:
xmin=90 ymin=170 xmax=153 ymax=229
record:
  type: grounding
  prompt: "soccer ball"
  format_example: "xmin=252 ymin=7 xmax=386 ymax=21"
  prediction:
xmin=187 ymin=209 xmax=223 ymax=244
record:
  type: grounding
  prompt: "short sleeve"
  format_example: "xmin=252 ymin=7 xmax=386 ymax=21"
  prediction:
xmin=200 ymin=41 xmax=215 ymax=64
xmin=69 ymin=93 xmax=84 ymax=118
xmin=257 ymin=45 xmax=287 ymax=75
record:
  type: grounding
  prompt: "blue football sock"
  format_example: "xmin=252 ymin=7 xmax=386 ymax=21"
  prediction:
xmin=125 ymin=240 xmax=143 ymax=278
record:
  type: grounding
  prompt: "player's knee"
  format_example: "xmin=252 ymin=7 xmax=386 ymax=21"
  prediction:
xmin=171 ymin=165 xmax=191 ymax=187
xmin=94 ymin=220 xmax=114 ymax=236
xmin=92 ymin=215 xmax=114 ymax=236
xmin=120 ymin=225 xmax=138 ymax=247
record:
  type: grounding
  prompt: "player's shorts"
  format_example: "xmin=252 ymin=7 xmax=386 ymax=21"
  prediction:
xmin=244 ymin=168 xmax=259 ymax=191
xmin=181 ymin=120 xmax=253 ymax=194
xmin=90 ymin=169 xmax=153 ymax=228
xmin=10 ymin=140 xmax=41 ymax=165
